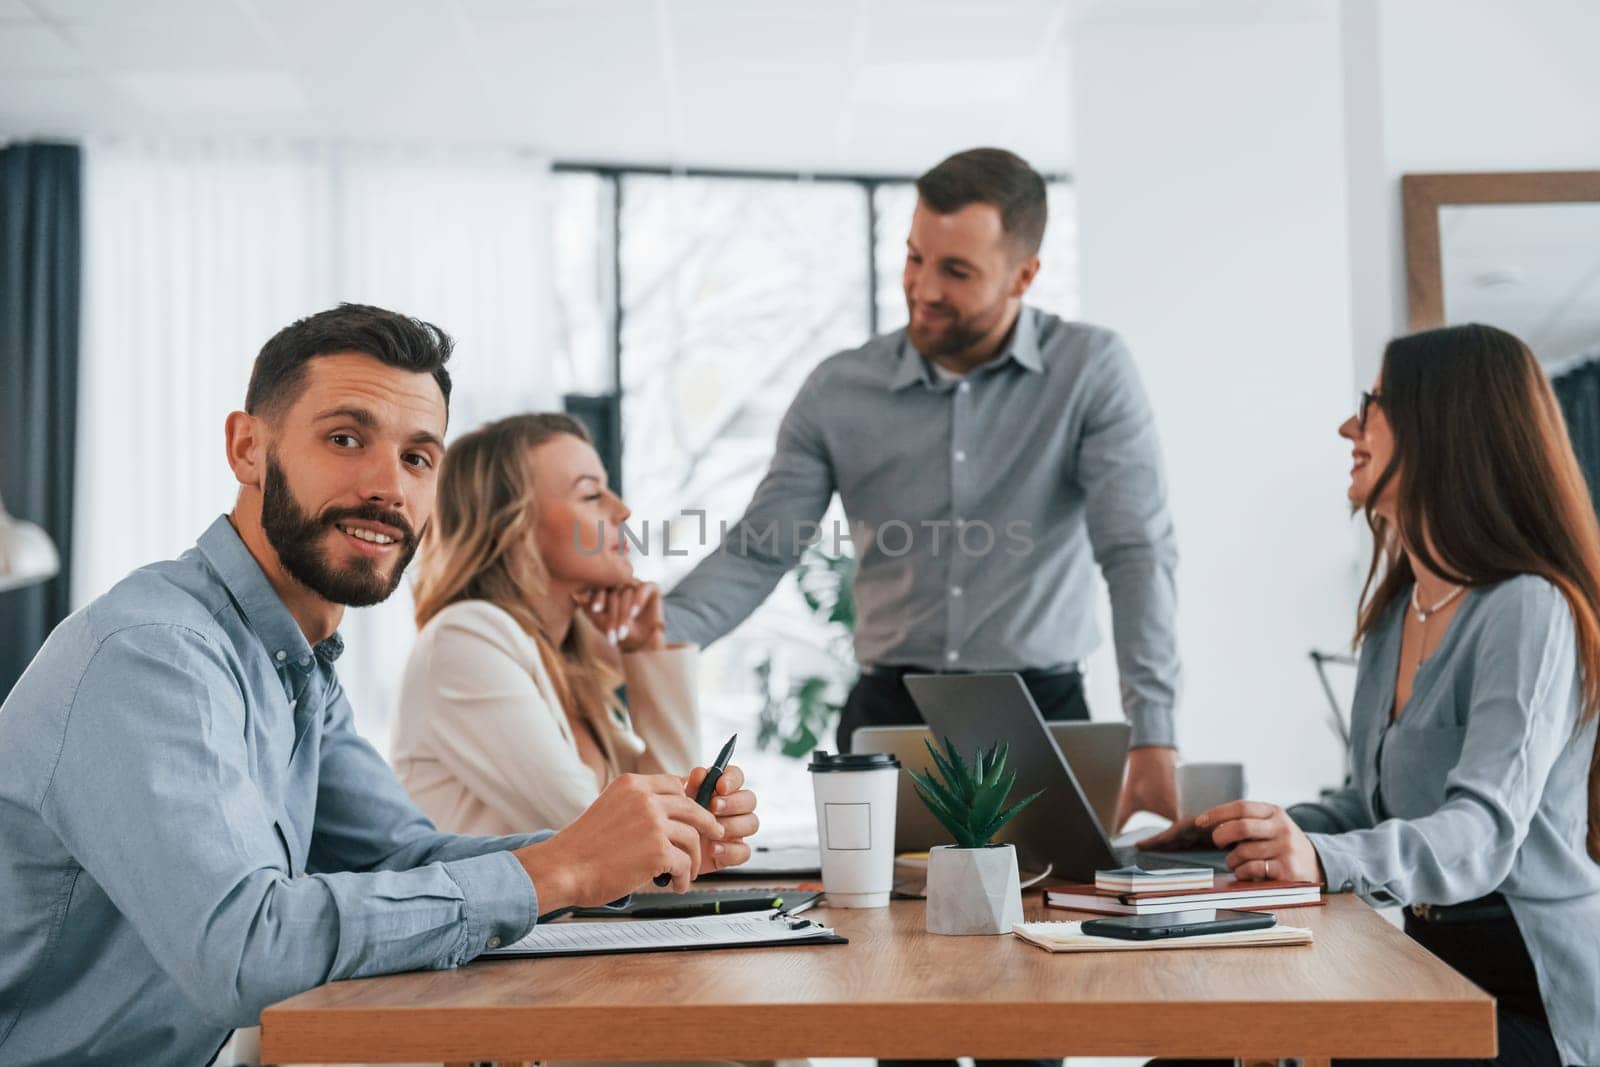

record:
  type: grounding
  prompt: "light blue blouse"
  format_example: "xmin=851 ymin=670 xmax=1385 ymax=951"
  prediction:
xmin=1290 ymin=575 xmax=1600 ymax=1065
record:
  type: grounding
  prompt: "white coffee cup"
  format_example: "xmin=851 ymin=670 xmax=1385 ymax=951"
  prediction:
xmin=807 ymin=751 xmax=901 ymax=908
xmin=1177 ymin=761 xmax=1247 ymax=820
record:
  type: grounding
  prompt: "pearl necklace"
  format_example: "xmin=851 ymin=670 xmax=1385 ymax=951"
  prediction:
xmin=1411 ymin=582 xmax=1464 ymax=623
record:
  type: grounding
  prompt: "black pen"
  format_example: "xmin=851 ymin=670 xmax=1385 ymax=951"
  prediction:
xmin=654 ymin=733 xmax=738 ymax=887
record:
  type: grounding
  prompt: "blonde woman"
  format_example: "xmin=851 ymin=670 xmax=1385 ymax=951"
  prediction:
xmin=394 ymin=413 xmax=718 ymax=838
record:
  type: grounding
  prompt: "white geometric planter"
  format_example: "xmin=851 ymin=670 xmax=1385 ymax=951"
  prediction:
xmin=925 ymin=843 xmax=1024 ymax=935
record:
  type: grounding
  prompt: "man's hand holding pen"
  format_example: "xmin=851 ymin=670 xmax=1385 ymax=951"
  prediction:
xmin=514 ymin=764 xmax=759 ymax=908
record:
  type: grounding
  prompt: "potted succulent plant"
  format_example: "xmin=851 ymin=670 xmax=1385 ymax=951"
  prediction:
xmin=910 ymin=737 xmax=1042 ymax=935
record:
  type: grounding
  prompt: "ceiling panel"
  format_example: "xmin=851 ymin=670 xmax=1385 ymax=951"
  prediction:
xmin=0 ymin=0 xmax=1074 ymax=172
xmin=0 ymin=22 xmax=85 ymax=73
xmin=464 ymin=4 xmax=660 ymax=77
xmin=25 ymin=0 xmax=221 ymax=17
xmin=112 ymin=71 xmax=309 ymax=116
xmin=0 ymin=73 xmax=137 ymax=133
xmin=54 ymin=14 xmax=278 ymax=70
xmin=865 ymin=2 xmax=1057 ymax=63
xmin=668 ymin=6 xmax=856 ymax=71
xmin=0 ymin=0 xmax=38 ymax=22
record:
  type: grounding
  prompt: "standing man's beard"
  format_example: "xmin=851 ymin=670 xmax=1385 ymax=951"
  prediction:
xmin=906 ymin=298 xmax=1009 ymax=360
xmin=260 ymin=455 xmax=419 ymax=608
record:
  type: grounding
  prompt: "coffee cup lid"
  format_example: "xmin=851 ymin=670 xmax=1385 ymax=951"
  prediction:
xmin=807 ymin=750 xmax=900 ymax=772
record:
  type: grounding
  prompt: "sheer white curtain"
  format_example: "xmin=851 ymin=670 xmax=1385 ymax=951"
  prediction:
xmin=77 ymin=139 xmax=558 ymax=745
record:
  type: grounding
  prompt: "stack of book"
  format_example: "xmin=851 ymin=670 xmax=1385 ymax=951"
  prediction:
xmin=1045 ymin=868 xmax=1323 ymax=916
xmin=1094 ymin=865 xmax=1215 ymax=893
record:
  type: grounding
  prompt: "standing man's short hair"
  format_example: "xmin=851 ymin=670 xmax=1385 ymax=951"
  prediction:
xmin=915 ymin=148 xmax=1048 ymax=258
xmin=245 ymin=303 xmax=455 ymax=419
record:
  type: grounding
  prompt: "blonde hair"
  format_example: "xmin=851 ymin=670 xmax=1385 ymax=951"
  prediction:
xmin=414 ymin=413 xmax=622 ymax=733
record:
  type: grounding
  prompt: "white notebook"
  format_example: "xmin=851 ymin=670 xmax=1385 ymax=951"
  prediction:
xmin=1013 ymin=919 xmax=1313 ymax=953
xmin=483 ymin=911 xmax=845 ymax=958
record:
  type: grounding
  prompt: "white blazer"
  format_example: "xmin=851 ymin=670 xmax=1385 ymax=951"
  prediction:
xmin=392 ymin=599 xmax=700 ymax=837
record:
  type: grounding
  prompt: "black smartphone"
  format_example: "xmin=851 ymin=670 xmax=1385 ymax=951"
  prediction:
xmin=1080 ymin=908 xmax=1277 ymax=941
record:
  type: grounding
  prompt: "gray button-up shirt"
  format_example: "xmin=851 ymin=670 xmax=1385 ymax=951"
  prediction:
xmin=0 ymin=516 xmax=544 ymax=1066
xmin=1291 ymin=576 xmax=1600 ymax=1065
xmin=664 ymin=307 xmax=1180 ymax=746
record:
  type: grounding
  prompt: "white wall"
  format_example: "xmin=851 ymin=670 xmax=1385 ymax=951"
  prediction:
xmin=1355 ymin=0 xmax=1600 ymax=384
xmin=1067 ymin=0 xmax=1363 ymax=807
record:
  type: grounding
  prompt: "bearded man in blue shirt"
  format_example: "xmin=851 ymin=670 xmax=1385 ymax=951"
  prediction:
xmin=0 ymin=304 xmax=758 ymax=1066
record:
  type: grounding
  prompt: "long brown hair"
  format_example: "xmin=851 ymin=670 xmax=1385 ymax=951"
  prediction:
xmin=413 ymin=413 xmax=621 ymax=733
xmin=1356 ymin=324 xmax=1600 ymax=862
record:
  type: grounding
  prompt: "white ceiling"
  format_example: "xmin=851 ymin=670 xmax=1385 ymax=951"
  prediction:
xmin=0 ymin=0 xmax=1075 ymax=174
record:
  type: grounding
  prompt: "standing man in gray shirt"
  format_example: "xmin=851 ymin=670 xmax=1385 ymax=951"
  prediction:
xmin=661 ymin=148 xmax=1181 ymax=829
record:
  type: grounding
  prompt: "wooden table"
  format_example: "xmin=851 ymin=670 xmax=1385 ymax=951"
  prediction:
xmin=260 ymin=893 xmax=1496 ymax=1066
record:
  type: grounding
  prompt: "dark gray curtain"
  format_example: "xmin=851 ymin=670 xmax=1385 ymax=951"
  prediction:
xmin=1 ymin=142 xmax=81 ymax=699
xmin=1553 ymin=357 xmax=1600 ymax=511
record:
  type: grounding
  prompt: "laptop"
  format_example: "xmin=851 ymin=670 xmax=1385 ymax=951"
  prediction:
xmin=903 ymin=672 xmax=1231 ymax=883
xmin=853 ymin=721 xmax=1131 ymax=853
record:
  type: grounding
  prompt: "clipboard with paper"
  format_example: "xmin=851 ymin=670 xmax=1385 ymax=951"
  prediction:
xmin=482 ymin=909 xmax=847 ymax=959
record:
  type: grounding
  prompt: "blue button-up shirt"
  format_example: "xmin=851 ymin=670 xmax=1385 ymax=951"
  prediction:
xmin=0 ymin=516 xmax=544 ymax=1066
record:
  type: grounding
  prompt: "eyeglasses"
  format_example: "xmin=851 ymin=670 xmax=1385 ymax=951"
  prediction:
xmin=1358 ymin=390 xmax=1384 ymax=430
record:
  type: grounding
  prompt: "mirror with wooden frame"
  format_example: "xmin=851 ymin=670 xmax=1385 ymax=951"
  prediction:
xmin=1403 ymin=171 xmax=1600 ymax=369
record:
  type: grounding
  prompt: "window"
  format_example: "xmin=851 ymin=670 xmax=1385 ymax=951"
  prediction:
xmin=549 ymin=171 xmax=616 ymax=395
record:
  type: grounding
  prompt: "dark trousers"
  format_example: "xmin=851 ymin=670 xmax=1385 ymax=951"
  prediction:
xmin=844 ymin=665 xmax=1086 ymax=1067
xmin=839 ymin=665 xmax=1090 ymax=754
xmin=1147 ymin=901 xmax=1560 ymax=1067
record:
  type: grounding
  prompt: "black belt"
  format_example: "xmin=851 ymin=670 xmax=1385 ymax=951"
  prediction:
xmin=1407 ymin=892 xmax=1513 ymax=925
xmin=862 ymin=663 xmax=1080 ymax=682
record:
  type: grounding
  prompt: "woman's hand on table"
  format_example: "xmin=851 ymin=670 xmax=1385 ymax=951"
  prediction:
xmin=1198 ymin=800 xmax=1326 ymax=884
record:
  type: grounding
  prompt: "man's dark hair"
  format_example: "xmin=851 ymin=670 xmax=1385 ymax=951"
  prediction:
xmin=915 ymin=147 xmax=1048 ymax=257
xmin=245 ymin=303 xmax=454 ymax=418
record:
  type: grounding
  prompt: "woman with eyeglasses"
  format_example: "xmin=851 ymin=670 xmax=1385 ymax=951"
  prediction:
xmin=1143 ymin=324 xmax=1600 ymax=1066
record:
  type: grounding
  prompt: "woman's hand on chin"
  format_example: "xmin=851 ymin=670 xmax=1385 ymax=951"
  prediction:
xmin=578 ymin=580 xmax=665 ymax=653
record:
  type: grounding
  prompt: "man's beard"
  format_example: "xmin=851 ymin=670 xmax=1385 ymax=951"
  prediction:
xmin=906 ymin=297 xmax=1008 ymax=360
xmin=260 ymin=455 xmax=419 ymax=608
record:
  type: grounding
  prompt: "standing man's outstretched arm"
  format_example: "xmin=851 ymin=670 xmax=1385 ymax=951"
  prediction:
xmin=663 ymin=368 xmax=837 ymax=647
xmin=1076 ymin=334 xmax=1182 ymax=828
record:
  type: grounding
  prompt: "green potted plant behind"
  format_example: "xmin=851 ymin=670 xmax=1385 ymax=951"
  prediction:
xmin=910 ymin=737 xmax=1043 ymax=935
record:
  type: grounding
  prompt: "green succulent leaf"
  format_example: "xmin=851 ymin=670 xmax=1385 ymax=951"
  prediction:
xmin=940 ymin=736 xmax=977 ymax=805
xmin=910 ymin=738 xmax=1046 ymax=847
xmin=983 ymin=744 xmax=1009 ymax=789
xmin=908 ymin=767 xmax=961 ymax=814
xmin=965 ymin=768 xmax=1015 ymax=832
xmin=975 ymin=788 xmax=1044 ymax=844
xmin=911 ymin=777 xmax=981 ymax=848
xmin=922 ymin=739 xmax=962 ymax=796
